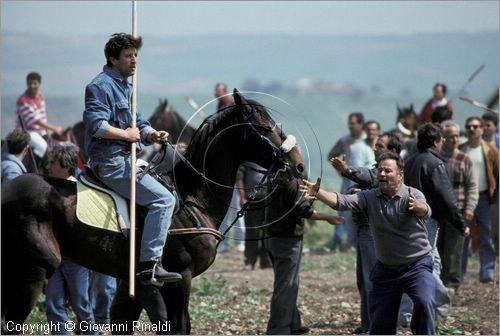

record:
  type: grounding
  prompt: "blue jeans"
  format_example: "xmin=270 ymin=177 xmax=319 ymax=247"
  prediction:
xmin=92 ymin=154 xmax=175 ymax=262
xmin=462 ymin=191 xmax=496 ymax=281
xmin=398 ymin=218 xmax=449 ymax=324
xmin=356 ymin=225 xmax=377 ymax=331
xmin=369 ymin=256 xmax=435 ymax=335
xmin=89 ymin=272 xmax=117 ymax=325
xmin=46 ymin=260 xmax=96 ymax=335
xmin=333 ymin=211 xmax=354 ymax=248
xmin=219 ymin=188 xmax=246 ymax=250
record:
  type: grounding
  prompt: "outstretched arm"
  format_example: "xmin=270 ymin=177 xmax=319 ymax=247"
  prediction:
xmin=331 ymin=157 xmax=377 ymax=189
xmin=310 ymin=210 xmax=344 ymax=225
xmin=35 ymin=120 xmax=64 ymax=137
xmin=300 ymin=178 xmax=339 ymax=208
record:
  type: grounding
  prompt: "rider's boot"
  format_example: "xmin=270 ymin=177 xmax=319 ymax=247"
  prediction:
xmin=137 ymin=260 xmax=182 ymax=287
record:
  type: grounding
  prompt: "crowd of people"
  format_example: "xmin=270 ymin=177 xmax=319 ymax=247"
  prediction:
xmin=299 ymin=87 xmax=498 ymax=334
xmin=1 ymin=31 xmax=498 ymax=336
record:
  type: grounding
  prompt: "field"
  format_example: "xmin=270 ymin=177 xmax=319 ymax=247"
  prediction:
xmin=24 ymin=220 xmax=499 ymax=335
xmin=191 ymin=246 xmax=498 ymax=335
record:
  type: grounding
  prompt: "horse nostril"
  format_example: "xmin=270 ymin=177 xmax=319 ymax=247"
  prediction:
xmin=296 ymin=163 xmax=304 ymax=174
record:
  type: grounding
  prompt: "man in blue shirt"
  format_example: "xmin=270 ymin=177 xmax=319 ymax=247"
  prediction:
xmin=83 ymin=33 xmax=181 ymax=286
xmin=1 ymin=129 xmax=30 ymax=183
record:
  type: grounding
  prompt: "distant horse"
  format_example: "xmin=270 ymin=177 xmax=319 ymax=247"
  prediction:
xmin=396 ymin=103 xmax=419 ymax=138
xmin=148 ymin=98 xmax=196 ymax=145
xmin=1 ymin=90 xmax=305 ymax=334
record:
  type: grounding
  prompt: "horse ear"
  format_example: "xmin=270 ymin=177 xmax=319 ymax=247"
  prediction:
xmin=233 ymin=88 xmax=252 ymax=116
xmin=410 ymin=103 xmax=414 ymax=111
xmin=233 ymin=88 xmax=247 ymax=106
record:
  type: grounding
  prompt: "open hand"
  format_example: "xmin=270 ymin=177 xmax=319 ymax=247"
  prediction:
xmin=330 ymin=156 xmax=348 ymax=174
xmin=300 ymin=177 xmax=321 ymax=201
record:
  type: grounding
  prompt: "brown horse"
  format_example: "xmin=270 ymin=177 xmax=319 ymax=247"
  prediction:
xmin=148 ymin=98 xmax=195 ymax=145
xmin=1 ymin=90 xmax=305 ymax=334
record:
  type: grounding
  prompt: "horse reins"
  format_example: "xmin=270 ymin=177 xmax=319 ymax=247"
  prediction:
xmin=142 ymin=106 xmax=296 ymax=244
xmin=216 ymin=163 xmax=277 ymax=247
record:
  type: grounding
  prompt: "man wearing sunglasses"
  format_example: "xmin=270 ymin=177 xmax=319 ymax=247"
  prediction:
xmin=459 ymin=117 xmax=499 ymax=284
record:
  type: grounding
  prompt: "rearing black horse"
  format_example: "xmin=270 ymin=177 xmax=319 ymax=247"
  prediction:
xmin=1 ymin=90 xmax=305 ymax=334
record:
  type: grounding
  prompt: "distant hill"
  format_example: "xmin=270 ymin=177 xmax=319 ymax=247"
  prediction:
xmin=1 ymin=31 xmax=498 ymax=97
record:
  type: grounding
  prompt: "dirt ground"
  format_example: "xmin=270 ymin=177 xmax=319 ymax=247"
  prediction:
xmin=190 ymin=248 xmax=499 ymax=335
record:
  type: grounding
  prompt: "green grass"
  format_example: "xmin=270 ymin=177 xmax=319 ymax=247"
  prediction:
xmin=301 ymin=249 xmax=356 ymax=275
xmin=24 ymin=294 xmax=48 ymax=325
xmin=189 ymin=273 xmax=270 ymax=333
xmin=462 ymin=315 xmax=479 ymax=326
xmin=304 ymin=198 xmax=341 ymax=251
xmin=436 ymin=321 xmax=463 ymax=335
xmin=190 ymin=274 xmax=233 ymax=320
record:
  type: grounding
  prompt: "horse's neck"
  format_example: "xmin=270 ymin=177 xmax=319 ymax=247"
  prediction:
xmin=178 ymin=136 xmax=243 ymax=227
xmin=198 ymin=156 xmax=241 ymax=225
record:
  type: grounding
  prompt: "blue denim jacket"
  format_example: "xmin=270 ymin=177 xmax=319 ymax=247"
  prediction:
xmin=83 ymin=65 xmax=155 ymax=161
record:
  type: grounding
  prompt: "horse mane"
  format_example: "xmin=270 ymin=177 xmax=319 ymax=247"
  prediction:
xmin=185 ymin=98 xmax=275 ymax=161
xmin=184 ymin=106 xmax=238 ymax=163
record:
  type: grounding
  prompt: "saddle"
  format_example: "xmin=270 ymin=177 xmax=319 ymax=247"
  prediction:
xmin=77 ymin=172 xmax=130 ymax=236
xmin=76 ymin=159 xmax=179 ymax=237
xmin=75 ymin=146 xmax=225 ymax=242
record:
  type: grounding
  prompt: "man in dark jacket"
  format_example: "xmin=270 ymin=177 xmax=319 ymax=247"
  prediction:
xmin=241 ymin=162 xmax=272 ymax=269
xmin=404 ymin=122 xmax=469 ymax=321
xmin=263 ymin=177 xmax=342 ymax=334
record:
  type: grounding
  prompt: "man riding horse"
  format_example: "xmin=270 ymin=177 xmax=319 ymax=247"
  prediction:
xmin=83 ymin=32 xmax=181 ymax=286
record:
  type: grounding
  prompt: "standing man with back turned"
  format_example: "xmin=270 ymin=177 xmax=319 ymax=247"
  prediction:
xmin=83 ymin=33 xmax=181 ymax=286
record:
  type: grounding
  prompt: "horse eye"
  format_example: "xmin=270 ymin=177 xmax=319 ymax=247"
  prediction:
xmin=296 ymin=163 xmax=304 ymax=174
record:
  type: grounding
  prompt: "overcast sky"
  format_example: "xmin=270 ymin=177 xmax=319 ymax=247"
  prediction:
xmin=2 ymin=1 xmax=499 ymax=37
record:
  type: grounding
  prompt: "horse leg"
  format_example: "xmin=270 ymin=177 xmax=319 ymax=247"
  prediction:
xmin=2 ymin=216 xmax=61 ymax=335
xmin=162 ymin=273 xmax=192 ymax=335
xmin=110 ymin=281 xmax=143 ymax=335
xmin=2 ymin=266 xmax=47 ymax=335
xmin=111 ymin=280 xmax=170 ymax=335
xmin=136 ymin=283 xmax=169 ymax=332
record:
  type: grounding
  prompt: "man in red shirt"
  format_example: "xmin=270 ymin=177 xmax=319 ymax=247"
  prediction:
xmin=419 ymin=83 xmax=454 ymax=124
xmin=16 ymin=72 xmax=64 ymax=159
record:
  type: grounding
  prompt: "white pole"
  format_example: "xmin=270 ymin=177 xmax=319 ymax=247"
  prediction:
xmin=129 ymin=0 xmax=138 ymax=298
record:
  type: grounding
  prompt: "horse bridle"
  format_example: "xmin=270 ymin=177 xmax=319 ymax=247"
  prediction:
xmin=140 ymin=106 xmax=299 ymax=243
